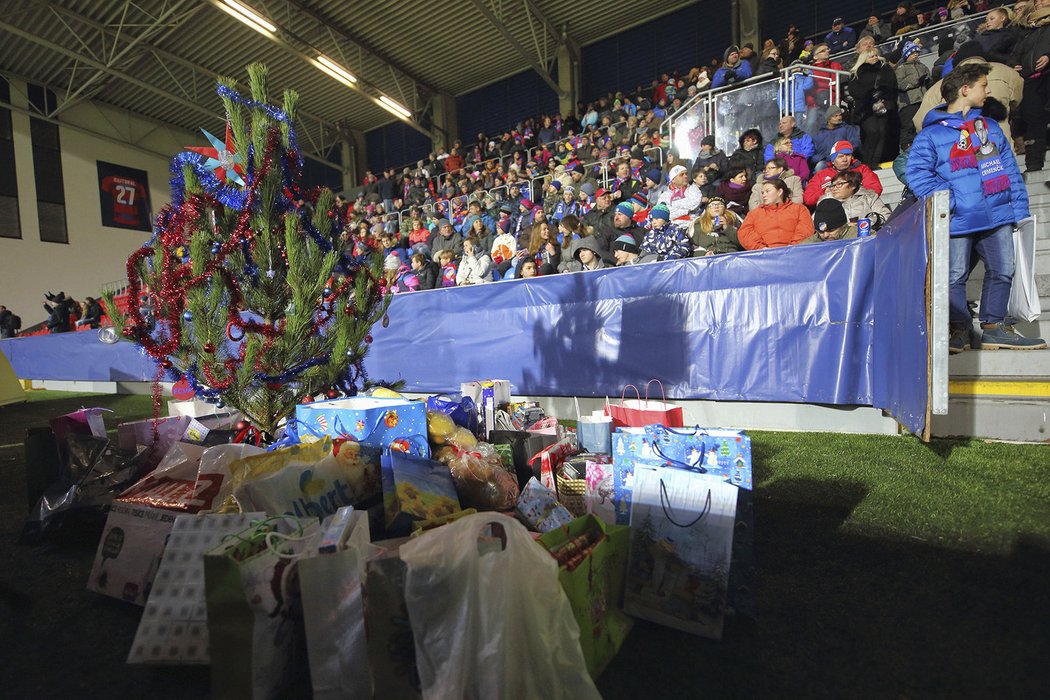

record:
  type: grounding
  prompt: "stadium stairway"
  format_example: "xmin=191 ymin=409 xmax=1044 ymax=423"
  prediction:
xmin=876 ymin=166 xmax=1050 ymax=441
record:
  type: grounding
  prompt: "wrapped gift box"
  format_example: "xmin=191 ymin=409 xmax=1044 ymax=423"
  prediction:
xmin=296 ymin=396 xmax=427 ymax=450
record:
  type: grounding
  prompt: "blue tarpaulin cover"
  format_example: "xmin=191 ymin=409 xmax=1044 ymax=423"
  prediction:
xmin=0 ymin=204 xmax=930 ymax=435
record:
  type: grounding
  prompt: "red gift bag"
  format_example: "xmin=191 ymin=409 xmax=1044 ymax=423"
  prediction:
xmin=604 ymin=380 xmax=684 ymax=429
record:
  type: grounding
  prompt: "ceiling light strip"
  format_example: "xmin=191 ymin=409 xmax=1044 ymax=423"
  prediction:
xmin=316 ymin=55 xmax=357 ymax=85
xmin=378 ymin=95 xmax=411 ymax=119
xmin=219 ymin=0 xmax=276 ymax=34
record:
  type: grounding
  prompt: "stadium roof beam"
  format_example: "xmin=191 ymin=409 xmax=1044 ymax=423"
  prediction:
xmin=468 ymin=0 xmax=566 ymax=99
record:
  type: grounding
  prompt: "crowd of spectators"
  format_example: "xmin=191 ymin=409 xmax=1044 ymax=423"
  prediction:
xmin=321 ymin=0 xmax=1050 ymax=294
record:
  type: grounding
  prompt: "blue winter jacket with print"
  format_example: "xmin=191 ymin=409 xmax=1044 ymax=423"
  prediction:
xmin=907 ymin=106 xmax=1029 ymax=236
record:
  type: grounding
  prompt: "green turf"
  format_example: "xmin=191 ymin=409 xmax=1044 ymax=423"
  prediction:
xmin=1 ymin=392 xmax=1048 ymax=698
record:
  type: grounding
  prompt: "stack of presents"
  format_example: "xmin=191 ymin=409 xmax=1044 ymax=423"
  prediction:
xmin=23 ymin=379 xmax=754 ymax=699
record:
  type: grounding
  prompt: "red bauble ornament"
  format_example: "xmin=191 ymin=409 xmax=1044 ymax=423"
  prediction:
xmin=235 ymin=420 xmax=249 ymax=432
xmin=300 ymin=395 xmax=313 ymax=404
xmin=266 ymin=382 xmax=283 ymax=390
xmin=160 ymin=359 xmax=173 ymax=369
xmin=364 ymin=335 xmax=373 ymax=344
xmin=326 ymin=389 xmax=340 ymax=399
xmin=327 ymin=210 xmax=335 ymax=218
xmin=203 ymin=342 xmax=216 ymax=354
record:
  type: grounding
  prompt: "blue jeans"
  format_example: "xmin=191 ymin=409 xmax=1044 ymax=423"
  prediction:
xmin=948 ymin=224 xmax=1015 ymax=327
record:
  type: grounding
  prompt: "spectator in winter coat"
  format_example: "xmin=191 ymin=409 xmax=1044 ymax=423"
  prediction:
xmin=818 ymin=170 xmax=893 ymax=225
xmin=456 ymin=236 xmax=493 ymax=285
xmin=75 ymin=297 xmax=103 ymax=329
xmin=801 ymin=198 xmax=858 ymax=244
xmin=429 ymin=219 xmax=463 ymax=263
xmin=825 ymin=18 xmax=858 ymax=53
xmin=43 ymin=293 xmax=72 ymax=334
xmin=643 ymin=167 xmax=667 ymax=206
xmin=907 ymin=62 xmax=1044 ymax=352
xmin=1009 ymin=1 xmax=1050 ymax=172
xmin=913 ymin=50 xmax=1023 ymax=152
xmin=974 ymin=8 xmax=1017 ymax=65
xmin=891 ymin=2 xmax=920 ymax=36
xmin=811 ymin=106 xmax=862 ymax=170
xmin=716 ymin=167 xmax=755 ymax=214
xmin=595 ymin=202 xmax=645 ymax=255
xmin=657 ymin=165 xmax=704 ymax=220
xmin=0 ymin=305 xmax=20 ymax=338
xmin=569 ymin=237 xmax=609 ymax=272
xmin=611 ymin=234 xmax=657 ymax=266
xmin=738 ymin=179 xmax=815 ymax=250
xmin=691 ymin=136 xmax=730 ymax=181
xmin=581 ymin=188 xmax=615 ymax=236
xmin=641 ymin=203 xmax=692 ymax=261
xmin=896 ymin=42 xmax=932 ymax=149
xmin=754 ymin=45 xmax=783 ymax=78
xmin=763 ymin=115 xmax=815 ymax=163
xmin=860 ymin=15 xmax=893 ymax=43
xmin=805 ymin=141 xmax=884 ymax=207
xmin=691 ymin=197 xmax=744 ymax=255
xmin=728 ymin=129 xmax=765 ymax=180
xmin=711 ymin=45 xmax=754 ymax=88
xmin=770 ymin=136 xmax=812 ymax=184
xmin=610 ymin=161 xmax=643 ymax=202
xmin=847 ymin=49 xmax=900 ymax=166
xmin=749 ymin=157 xmax=805 ymax=210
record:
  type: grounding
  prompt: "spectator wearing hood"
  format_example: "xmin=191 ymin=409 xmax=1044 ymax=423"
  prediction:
xmin=804 ymin=141 xmax=883 ymax=207
xmin=1009 ymin=1 xmax=1050 ymax=172
xmin=913 ymin=45 xmax=1023 ymax=152
xmin=748 ymin=157 xmax=804 ymax=210
xmin=802 ymin=198 xmax=858 ymax=244
xmin=811 ymin=106 xmax=862 ymax=170
xmin=895 ymin=42 xmax=932 ymax=149
xmin=567 ymin=236 xmax=609 ymax=272
xmin=738 ymin=179 xmax=814 ymax=250
xmin=657 ymin=165 xmax=704 ymax=220
xmin=763 ymin=115 xmax=815 ymax=163
xmin=711 ymin=45 xmax=754 ymax=88
xmin=728 ymin=128 xmax=765 ymax=180
xmin=692 ymin=136 xmax=730 ymax=181
xmin=641 ymin=203 xmax=692 ymax=261
xmin=826 ymin=17 xmax=858 ymax=52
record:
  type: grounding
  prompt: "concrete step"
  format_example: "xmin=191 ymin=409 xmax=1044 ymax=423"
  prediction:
xmin=949 ymin=346 xmax=1050 ymax=378
xmin=932 ymin=396 xmax=1050 ymax=442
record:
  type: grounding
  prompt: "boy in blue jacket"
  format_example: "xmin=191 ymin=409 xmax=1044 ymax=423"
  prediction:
xmin=907 ymin=62 xmax=1046 ymax=353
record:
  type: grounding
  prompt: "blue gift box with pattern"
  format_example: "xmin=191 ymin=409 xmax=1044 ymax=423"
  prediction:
xmin=295 ymin=396 xmax=428 ymax=451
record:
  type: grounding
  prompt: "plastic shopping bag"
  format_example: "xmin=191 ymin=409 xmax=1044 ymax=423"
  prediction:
xmin=400 ymin=513 xmax=600 ymax=700
xmin=1008 ymin=217 xmax=1042 ymax=322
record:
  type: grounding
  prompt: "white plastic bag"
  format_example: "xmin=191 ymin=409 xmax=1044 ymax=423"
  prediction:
xmin=297 ymin=509 xmax=371 ymax=700
xmin=1008 ymin=217 xmax=1042 ymax=322
xmin=400 ymin=513 xmax=600 ymax=700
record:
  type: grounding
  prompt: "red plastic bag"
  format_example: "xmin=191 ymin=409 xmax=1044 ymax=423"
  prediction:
xmin=604 ymin=380 xmax=684 ymax=429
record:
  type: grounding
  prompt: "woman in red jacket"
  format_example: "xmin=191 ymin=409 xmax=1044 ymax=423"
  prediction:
xmin=737 ymin=179 xmax=814 ymax=250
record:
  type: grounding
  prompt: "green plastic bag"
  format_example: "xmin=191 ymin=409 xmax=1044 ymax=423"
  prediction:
xmin=539 ymin=514 xmax=633 ymax=679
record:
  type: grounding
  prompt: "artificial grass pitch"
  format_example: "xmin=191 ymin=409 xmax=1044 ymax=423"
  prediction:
xmin=0 ymin=391 xmax=1047 ymax=698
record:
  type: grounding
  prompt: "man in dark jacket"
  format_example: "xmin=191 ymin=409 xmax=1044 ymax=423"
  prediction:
xmin=728 ymin=129 xmax=765 ymax=181
xmin=410 ymin=253 xmax=440 ymax=290
xmin=811 ymin=106 xmax=862 ymax=169
xmin=594 ymin=202 xmax=644 ymax=256
xmin=376 ymin=170 xmax=396 ymax=213
xmin=581 ymin=188 xmax=615 ymax=236
xmin=0 ymin=305 xmax=19 ymax=338
xmin=692 ymin=135 xmax=730 ymax=183
xmin=43 ymin=293 xmax=71 ymax=334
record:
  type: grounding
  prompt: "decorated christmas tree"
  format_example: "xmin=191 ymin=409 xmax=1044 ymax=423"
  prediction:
xmin=106 ymin=64 xmax=390 ymax=438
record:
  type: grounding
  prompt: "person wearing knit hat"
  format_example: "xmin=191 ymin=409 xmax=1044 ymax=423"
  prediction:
xmin=895 ymin=41 xmax=931 ymax=150
xmin=641 ymin=203 xmax=692 ymax=260
xmin=615 ymin=202 xmax=635 ymax=218
xmin=712 ymin=44 xmax=753 ymax=88
xmin=657 ymin=164 xmax=703 ymax=220
xmin=692 ymin=136 xmax=729 ymax=183
xmin=803 ymin=139 xmax=883 ymax=207
xmin=802 ymin=198 xmax=857 ymax=243
xmin=811 ymin=105 xmax=862 ymax=171
xmin=429 ymin=217 xmax=463 ymax=263
xmin=611 ymin=234 xmax=641 ymax=263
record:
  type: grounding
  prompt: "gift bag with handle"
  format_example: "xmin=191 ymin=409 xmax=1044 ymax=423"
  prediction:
xmin=575 ymin=398 xmax=613 ymax=455
xmin=605 ymin=380 xmax=684 ymax=429
xmin=625 ymin=465 xmax=738 ymax=639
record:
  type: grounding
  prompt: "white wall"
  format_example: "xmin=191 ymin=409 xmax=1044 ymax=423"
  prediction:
xmin=0 ymin=77 xmax=194 ymax=328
